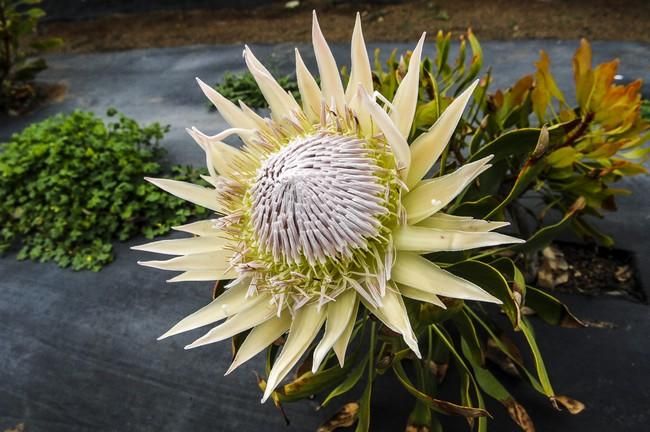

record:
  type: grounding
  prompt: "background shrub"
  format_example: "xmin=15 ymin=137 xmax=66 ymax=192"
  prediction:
xmin=0 ymin=109 xmax=208 ymax=270
xmin=0 ymin=0 xmax=62 ymax=114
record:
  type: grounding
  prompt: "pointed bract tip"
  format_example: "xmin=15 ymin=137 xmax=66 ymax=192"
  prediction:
xmin=157 ymin=331 xmax=172 ymax=341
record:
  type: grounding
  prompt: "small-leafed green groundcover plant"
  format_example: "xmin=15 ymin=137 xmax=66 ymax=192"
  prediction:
xmin=137 ymin=12 xmax=647 ymax=432
xmin=0 ymin=0 xmax=62 ymax=114
xmin=0 ymin=109 xmax=208 ymax=271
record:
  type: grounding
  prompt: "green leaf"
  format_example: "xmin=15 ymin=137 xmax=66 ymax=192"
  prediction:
xmin=392 ymin=359 xmax=489 ymax=418
xmin=464 ymin=306 xmax=547 ymax=395
xmin=525 ymin=286 xmax=585 ymax=328
xmin=519 ymin=317 xmax=555 ymax=398
xmin=355 ymin=322 xmax=376 ymax=432
xmin=469 ymin=120 xmax=579 ymax=164
xmin=320 ymin=354 xmax=368 ymax=407
xmin=463 ymin=338 xmax=535 ymax=432
xmin=446 ymin=260 xmax=521 ymax=329
xmin=512 ymin=197 xmax=586 ymax=252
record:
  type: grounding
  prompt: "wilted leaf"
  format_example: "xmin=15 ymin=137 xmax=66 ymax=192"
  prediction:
xmin=536 ymin=246 xmax=570 ymax=290
xmin=318 ymin=402 xmax=359 ymax=432
xmin=553 ymin=395 xmax=586 ymax=414
xmin=505 ymin=399 xmax=536 ymax=432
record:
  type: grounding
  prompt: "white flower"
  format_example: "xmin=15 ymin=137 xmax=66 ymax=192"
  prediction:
xmin=134 ymin=12 xmax=523 ymax=403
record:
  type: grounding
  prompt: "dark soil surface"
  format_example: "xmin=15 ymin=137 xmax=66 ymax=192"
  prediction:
xmin=540 ymin=242 xmax=646 ymax=303
xmin=42 ymin=0 xmax=650 ymax=54
xmin=557 ymin=242 xmax=645 ymax=302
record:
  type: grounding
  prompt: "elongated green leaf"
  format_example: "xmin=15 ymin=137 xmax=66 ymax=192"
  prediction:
xmin=512 ymin=197 xmax=586 ymax=252
xmin=429 ymin=324 xmax=489 ymax=422
xmin=447 ymin=260 xmax=520 ymax=329
xmin=488 ymin=256 xmax=527 ymax=327
xmin=355 ymin=322 xmax=376 ymax=432
xmin=485 ymin=159 xmax=546 ymax=218
xmin=393 ymin=360 xmax=489 ymax=418
xmin=520 ymin=317 xmax=555 ymax=397
xmin=462 ymin=338 xmax=535 ymax=432
xmin=469 ymin=119 xmax=579 ymax=163
xmin=450 ymin=195 xmax=500 ymax=218
xmin=321 ymin=354 xmax=368 ymax=407
xmin=526 ymin=286 xmax=585 ymax=328
xmin=464 ymin=306 xmax=547 ymax=395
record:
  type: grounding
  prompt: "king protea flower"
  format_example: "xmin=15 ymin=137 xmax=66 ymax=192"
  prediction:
xmin=134 ymin=12 xmax=523 ymax=403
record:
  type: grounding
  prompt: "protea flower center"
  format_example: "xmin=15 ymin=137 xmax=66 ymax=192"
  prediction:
xmin=251 ymin=131 xmax=389 ymax=264
xmin=238 ymin=128 xmax=402 ymax=309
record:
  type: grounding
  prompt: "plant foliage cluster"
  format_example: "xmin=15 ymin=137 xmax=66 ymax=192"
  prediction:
xmin=213 ymin=70 xmax=301 ymax=111
xmin=0 ymin=109 xmax=208 ymax=271
xmin=213 ymin=33 xmax=648 ymax=431
xmin=0 ymin=0 xmax=62 ymax=114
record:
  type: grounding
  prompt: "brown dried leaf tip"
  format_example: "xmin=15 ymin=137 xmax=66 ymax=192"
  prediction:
xmin=318 ymin=402 xmax=360 ymax=432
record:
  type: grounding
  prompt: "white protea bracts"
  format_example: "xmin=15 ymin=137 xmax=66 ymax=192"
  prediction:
xmin=134 ymin=12 xmax=524 ymax=403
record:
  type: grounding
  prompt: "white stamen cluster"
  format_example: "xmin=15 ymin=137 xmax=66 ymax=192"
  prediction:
xmin=250 ymin=132 xmax=388 ymax=265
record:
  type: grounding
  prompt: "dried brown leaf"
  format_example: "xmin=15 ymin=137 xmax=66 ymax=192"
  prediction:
xmin=583 ymin=320 xmax=616 ymax=329
xmin=430 ymin=399 xmax=491 ymax=418
xmin=317 ymin=402 xmax=359 ymax=432
xmin=505 ymin=398 xmax=535 ymax=432
xmin=553 ymin=395 xmax=586 ymax=414
xmin=537 ymin=246 xmax=570 ymax=289
xmin=3 ymin=424 xmax=25 ymax=432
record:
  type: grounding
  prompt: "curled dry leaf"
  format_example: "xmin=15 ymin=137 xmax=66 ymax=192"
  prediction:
xmin=537 ymin=246 xmax=569 ymax=289
xmin=614 ymin=265 xmax=633 ymax=284
xmin=553 ymin=395 xmax=586 ymax=414
xmin=582 ymin=320 xmax=616 ymax=329
xmin=317 ymin=402 xmax=359 ymax=432
xmin=505 ymin=398 xmax=535 ymax=432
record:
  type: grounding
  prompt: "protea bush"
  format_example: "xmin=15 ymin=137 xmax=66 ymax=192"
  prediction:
xmin=135 ymin=12 xmax=648 ymax=432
